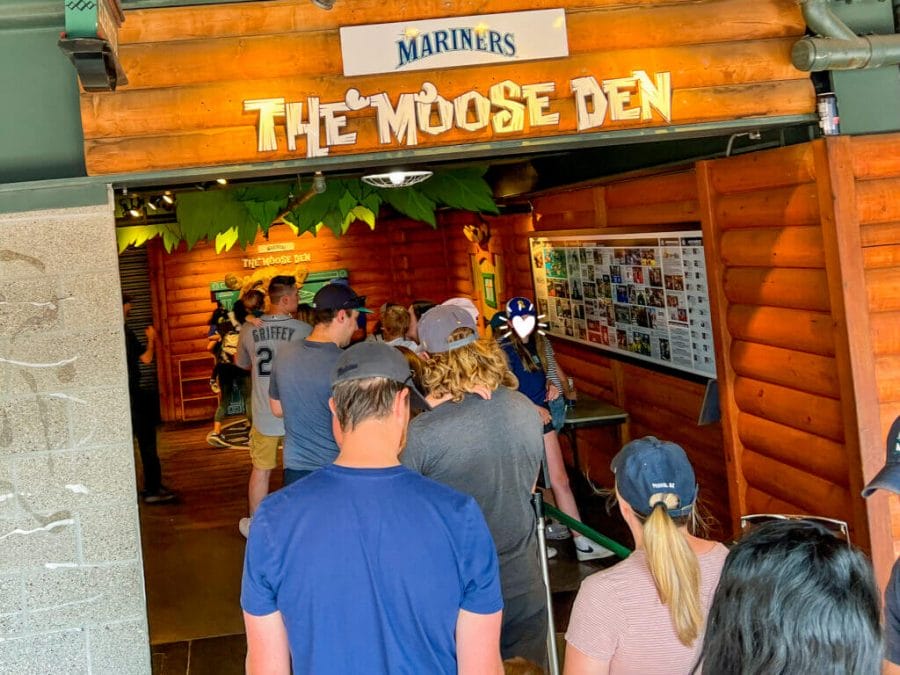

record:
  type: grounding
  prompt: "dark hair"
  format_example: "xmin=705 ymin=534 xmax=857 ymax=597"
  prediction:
xmin=234 ymin=290 xmax=265 ymax=324
xmin=410 ymin=300 xmax=436 ymax=321
xmin=296 ymin=303 xmax=314 ymax=325
xmin=506 ymin=328 xmax=545 ymax=374
xmin=267 ymin=275 xmax=296 ymax=304
xmin=331 ymin=377 xmax=405 ymax=431
xmin=696 ymin=519 xmax=882 ymax=675
xmin=311 ymin=307 xmax=337 ymax=327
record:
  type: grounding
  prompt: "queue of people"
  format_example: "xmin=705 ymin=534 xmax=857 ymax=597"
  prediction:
xmin=160 ymin=277 xmax=889 ymax=673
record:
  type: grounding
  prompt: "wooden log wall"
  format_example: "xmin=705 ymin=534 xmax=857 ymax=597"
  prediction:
xmin=81 ymin=0 xmax=814 ymax=174
xmin=697 ymin=140 xmax=882 ymax=562
xmin=147 ymin=216 xmax=463 ymax=422
xmin=843 ymin=133 xmax=900 ymax=569
xmin=444 ymin=171 xmax=732 ymax=539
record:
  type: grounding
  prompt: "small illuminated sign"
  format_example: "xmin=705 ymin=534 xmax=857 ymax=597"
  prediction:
xmin=340 ymin=9 xmax=568 ymax=77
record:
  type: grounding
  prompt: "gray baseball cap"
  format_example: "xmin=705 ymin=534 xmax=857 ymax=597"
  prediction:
xmin=418 ymin=305 xmax=478 ymax=353
xmin=332 ymin=341 xmax=429 ymax=411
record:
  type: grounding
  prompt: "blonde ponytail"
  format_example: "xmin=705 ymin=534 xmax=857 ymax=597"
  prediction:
xmin=642 ymin=493 xmax=702 ymax=646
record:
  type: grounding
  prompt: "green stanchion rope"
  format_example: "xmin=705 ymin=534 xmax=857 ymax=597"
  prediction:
xmin=544 ymin=504 xmax=632 ymax=560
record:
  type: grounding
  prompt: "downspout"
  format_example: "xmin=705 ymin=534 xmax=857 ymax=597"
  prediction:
xmin=792 ymin=0 xmax=900 ymax=71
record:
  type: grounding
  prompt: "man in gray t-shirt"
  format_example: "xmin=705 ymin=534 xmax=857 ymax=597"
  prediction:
xmin=235 ymin=276 xmax=310 ymax=537
xmin=269 ymin=282 xmax=371 ymax=486
xmin=402 ymin=304 xmax=547 ymax=666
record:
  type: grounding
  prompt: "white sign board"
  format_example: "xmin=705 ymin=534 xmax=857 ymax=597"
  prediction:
xmin=340 ymin=9 xmax=569 ymax=77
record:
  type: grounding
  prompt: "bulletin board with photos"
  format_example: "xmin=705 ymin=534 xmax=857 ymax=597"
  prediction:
xmin=529 ymin=231 xmax=716 ymax=378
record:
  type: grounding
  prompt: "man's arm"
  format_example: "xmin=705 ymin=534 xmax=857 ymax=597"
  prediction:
xmin=140 ymin=326 xmax=156 ymax=365
xmin=270 ymin=397 xmax=283 ymax=418
xmin=455 ymin=608 xmax=503 ymax=675
xmin=244 ymin=610 xmax=290 ymax=675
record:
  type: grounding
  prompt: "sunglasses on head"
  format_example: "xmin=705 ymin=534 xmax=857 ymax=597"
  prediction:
xmin=740 ymin=513 xmax=851 ymax=544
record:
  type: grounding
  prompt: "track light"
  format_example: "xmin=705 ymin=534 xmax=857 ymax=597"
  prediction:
xmin=312 ymin=0 xmax=334 ymax=9
xmin=313 ymin=171 xmax=327 ymax=194
xmin=216 ymin=177 xmax=228 ymax=185
xmin=162 ymin=191 xmax=174 ymax=205
xmin=127 ymin=197 xmax=144 ymax=218
xmin=146 ymin=198 xmax=158 ymax=211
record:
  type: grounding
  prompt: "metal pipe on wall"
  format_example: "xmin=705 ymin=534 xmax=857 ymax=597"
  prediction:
xmin=792 ymin=0 xmax=900 ymax=71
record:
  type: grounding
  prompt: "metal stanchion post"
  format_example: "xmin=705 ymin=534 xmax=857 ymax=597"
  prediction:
xmin=532 ymin=491 xmax=560 ymax=675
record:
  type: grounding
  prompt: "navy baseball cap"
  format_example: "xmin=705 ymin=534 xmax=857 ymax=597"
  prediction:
xmin=418 ymin=305 xmax=478 ymax=353
xmin=332 ymin=342 xmax=429 ymax=411
xmin=313 ymin=283 xmax=372 ymax=313
xmin=862 ymin=416 xmax=900 ymax=497
xmin=612 ymin=436 xmax=698 ymax=517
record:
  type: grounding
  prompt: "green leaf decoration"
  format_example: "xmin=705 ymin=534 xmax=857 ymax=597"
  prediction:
xmin=344 ymin=205 xmax=376 ymax=231
xmin=361 ymin=193 xmax=383 ymax=218
xmin=177 ymin=191 xmax=257 ymax=248
xmin=418 ymin=167 xmax=500 ymax=214
xmin=379 ymin=187 xmax=437 ymax=227
xmin=322 ymin=208 xmax=344 ymax=237
xmin=161 ymin=222 xmax=184 ymax=253
xmin=119 ymin=168 xmax=497 ymax=251
xmin=232 ymin=182 xmax=292 ymax=203
xmin=116 ymin=224 xmax=166 ymax=253
xmin=337 ymin=189 xmax=358 ymax=221
xmin=215 ymin=227 xmax=239 ymax=253
xmin=244 ymin=200 xmax=285 ymax=236
xmin=287 ymin=179 xmax=345 ymax=234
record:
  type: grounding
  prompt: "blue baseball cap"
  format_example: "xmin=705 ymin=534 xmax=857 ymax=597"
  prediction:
xmin=612 ymin=436 xmax=698 ymax=517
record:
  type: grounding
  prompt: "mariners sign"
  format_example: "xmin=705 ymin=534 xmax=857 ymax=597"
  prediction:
xmin=339 ymin=9 xmax=569 ymax=77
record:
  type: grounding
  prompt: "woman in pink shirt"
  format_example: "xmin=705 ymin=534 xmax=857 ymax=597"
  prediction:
xmin=564 ymin=437 xmax=728 ymax=675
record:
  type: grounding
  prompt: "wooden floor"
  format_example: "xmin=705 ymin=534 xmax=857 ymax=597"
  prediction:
xmin=138 ymin=418 xmax=629 ymax=672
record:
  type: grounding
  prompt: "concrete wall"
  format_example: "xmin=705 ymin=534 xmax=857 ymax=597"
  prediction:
xmin=0 ymin=199 xmax=150 ymax=673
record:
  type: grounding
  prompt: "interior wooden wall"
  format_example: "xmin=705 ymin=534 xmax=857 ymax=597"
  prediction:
xmin=147 ymin=216 xmax=466 ymax=421
xmin=696 ymin=140 xmax=881 ymax=559
xmin=845 ymin=133 xmax=900 ymax=566
xmin=82 ymin=0 xmax=814 ymax=174
xmin=443 ymin=173 xmax=731 ymax=539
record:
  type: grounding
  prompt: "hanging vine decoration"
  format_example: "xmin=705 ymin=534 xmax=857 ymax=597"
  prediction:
xmin=116 ymin=167 xmax=499 ymax=253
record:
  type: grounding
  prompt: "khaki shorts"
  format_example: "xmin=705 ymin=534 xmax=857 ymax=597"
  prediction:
xmin=248 ymin=427 xmax=281 ymax=470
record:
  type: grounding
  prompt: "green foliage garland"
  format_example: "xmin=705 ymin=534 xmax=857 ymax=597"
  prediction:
xmin=116 ymin=168 xmax=498 ymax=253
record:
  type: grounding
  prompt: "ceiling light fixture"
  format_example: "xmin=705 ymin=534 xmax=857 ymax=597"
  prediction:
xmin=127 ymin=197 xmax=144 ymax=218
xmin=216 ymin=177 xmax=228 ymax=185
xmin=162 ymin=191 xmax=174 ymax=205
xmin=361 ymin=170 xmax=433 ymax=189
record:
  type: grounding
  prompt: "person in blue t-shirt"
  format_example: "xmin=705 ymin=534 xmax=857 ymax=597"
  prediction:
xmin=242 ymin=341 xmax=505 ymax=674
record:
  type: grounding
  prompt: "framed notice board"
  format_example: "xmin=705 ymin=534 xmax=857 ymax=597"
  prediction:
xmin=530 ymin=231 xmax=716 ymax=378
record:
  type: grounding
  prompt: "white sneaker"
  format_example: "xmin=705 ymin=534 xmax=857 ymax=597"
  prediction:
xmin=239 ymin=517 xmax=251 ymax=538
xmin=545 ymin=521 xmax=571 ymax=540
xmin=574 ymin=535 xmax=615 ymax=561
xmin=546 ymin=546 xmax=558 ymax=560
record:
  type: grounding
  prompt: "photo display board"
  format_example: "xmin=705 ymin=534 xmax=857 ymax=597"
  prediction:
xmin=530 ymin=231 xmax=716 ymax=378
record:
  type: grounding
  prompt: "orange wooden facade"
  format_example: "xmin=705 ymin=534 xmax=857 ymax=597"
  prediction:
xmin=82 ymin=0 xmax=814 ymax=174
